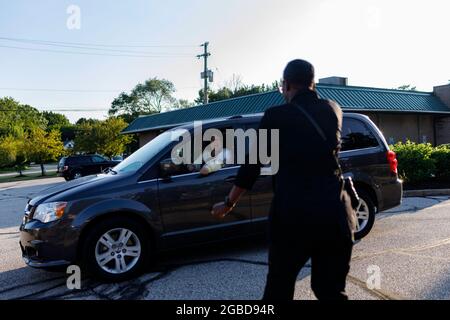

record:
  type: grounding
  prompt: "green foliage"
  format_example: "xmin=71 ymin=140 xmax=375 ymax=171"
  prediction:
xmin=430 ymin=145 xmax=450 ymax=181
xmin=169 ymin=99 xmax=194 ymax=110
xmin=74 ymin=117 xmax=132 ymax=158
xmin=0 ymin=97 xmax=47 ymax=137
xmin=14 ymin=142 xmax=28 ymax=177
xmin=109 ymin=78 xmax=177 ymax=122
xmin=0 ymin=135 xmax=18 ymax=167
xmin=42 ymin=111 xmax=71 ymax=131
xmin=27 ymin=128 xmax=65 ymax=175
xmin=76 ymin=118 xmax=100 ymax=126
xmin=396 ymin=84 xmax=417 ymax=91
xmin=0 ymin=98 xmax=69 ymax=175
xmin=0 ymin=135 xmax=29 ymax=175
xmin=195 ymin=81 xmax=280 ymax=104
xmin=391 ymin=141 xmax=435 ymax=184
xmin=391 ymin=141 xmax=450 ymax=185
xmin=60 ymin=124 xmax=77 ymax=142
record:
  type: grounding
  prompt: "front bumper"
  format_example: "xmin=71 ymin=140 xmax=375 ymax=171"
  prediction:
xmin=19 ymin=218 xmax=77 ymax=268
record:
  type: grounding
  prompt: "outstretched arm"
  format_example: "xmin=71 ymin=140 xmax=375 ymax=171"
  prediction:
xmin=211 ymin=110 xmax=271 ymax=219
xmin=211 ymin=185 xmax=247 ymax=219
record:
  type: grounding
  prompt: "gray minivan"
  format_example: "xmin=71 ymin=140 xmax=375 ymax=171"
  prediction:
xmin=20 ymin=113 xmax=402 ymax=281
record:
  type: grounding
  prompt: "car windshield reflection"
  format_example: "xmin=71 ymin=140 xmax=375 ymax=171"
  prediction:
xmin=113 ymin=130 xmax=175 ymax=174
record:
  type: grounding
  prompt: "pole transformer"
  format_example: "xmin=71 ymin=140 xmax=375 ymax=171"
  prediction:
xmin=197 ymin=42 xmax=213 ymax=104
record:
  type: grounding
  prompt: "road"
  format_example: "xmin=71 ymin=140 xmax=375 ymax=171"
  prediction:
xmin=0 ymin=178 xmax=449 ymax=300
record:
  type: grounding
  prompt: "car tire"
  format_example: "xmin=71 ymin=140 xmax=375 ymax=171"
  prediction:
xmin=82 ymin=216 xmax=150 ymax=282
xmin=353 ymin=189 xmax=376 ymax=240
xmin=71 ymin=171 xmax=82 ymax=180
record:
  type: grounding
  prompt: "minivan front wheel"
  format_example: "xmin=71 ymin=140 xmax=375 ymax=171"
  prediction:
xmin=82 ymin=217 xmax=149 ymax=282
xmin=354 ymin=189 xmax=376 ymax=240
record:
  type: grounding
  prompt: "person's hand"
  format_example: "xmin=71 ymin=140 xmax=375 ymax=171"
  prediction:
xmin=200 ymin=165 xmax=211 ymax=176
xmin=211 ymin=202 xmax=233 ymax=219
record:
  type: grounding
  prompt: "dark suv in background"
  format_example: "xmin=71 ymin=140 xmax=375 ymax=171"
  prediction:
xmin=57 ymin=155 xmax=121 ymax=181
xmin=20 ymin=113 xmax=402 ymax=281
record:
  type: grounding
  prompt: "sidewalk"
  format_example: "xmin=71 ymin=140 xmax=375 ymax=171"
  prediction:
xmin=0 ymin=164 xmax=57 ymax=178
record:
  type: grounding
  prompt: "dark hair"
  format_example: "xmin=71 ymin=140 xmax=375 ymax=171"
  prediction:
xmin=283 ymin=59 xmax=315 ymax=87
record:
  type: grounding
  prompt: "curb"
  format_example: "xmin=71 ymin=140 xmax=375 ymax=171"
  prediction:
xmin=404 ymin=189 xmax=450 ymax=197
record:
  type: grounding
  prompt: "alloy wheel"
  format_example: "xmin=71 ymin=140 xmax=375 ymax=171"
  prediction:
xmin=355 ymin=198 xmax=370 ymax=233
xmin=95 ymin=228 xmax=142 ymax=275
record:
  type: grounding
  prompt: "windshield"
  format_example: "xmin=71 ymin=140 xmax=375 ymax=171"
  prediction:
xmin=113 ymin=130 xmax=176 ymax=174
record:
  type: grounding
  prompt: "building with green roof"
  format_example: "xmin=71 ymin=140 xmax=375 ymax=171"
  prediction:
xmin=123 ymin=77 xmax=450 ymax=147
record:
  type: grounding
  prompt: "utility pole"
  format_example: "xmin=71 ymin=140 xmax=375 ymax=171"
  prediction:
xmin=197 ymin=42 xmax=213 ymax=104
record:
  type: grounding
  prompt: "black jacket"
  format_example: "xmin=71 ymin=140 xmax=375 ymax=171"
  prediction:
xmin=235 ymin=89 xmax=353 ymax=240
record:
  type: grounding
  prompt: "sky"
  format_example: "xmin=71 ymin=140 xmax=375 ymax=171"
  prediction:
xmin=0 ymin=0 xmax=449 ymax=123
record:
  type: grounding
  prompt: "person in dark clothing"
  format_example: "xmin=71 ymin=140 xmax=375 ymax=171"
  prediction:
xmin=211 ymin=59 xmax=355 ymax=300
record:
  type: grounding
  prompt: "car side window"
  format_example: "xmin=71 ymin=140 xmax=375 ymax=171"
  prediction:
xmin=159 ymin=125 xmax=236 ymax=178
xmin=92 ymin=156 xmax=106 ymax=163
xmin=159 ymin=155 xmax=201 ymax=178
xmin=341 ymin=118 xmax=379 ymax=152
xmin=70 ymin=157 xmax=82 ymax=165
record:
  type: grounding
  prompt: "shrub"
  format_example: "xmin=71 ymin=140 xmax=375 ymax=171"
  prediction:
xmin=391 ymin=141 xmax=436 ymax=184
xmin=431 ymin=145 xmax=450 ymax=181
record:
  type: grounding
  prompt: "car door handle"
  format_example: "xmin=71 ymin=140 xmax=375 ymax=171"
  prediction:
xmin=225 ymin=176 xmax=236 ymax=183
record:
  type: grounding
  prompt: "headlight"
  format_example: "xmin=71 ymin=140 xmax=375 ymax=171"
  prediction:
xmin=33 ymin=202 xmax=67 ymax=223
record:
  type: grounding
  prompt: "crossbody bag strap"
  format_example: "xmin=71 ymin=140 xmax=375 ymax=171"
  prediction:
xmin=291 ymin=102 xmax=343 ymax=176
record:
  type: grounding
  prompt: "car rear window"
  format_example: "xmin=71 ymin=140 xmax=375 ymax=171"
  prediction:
xmin=66 ymin=157 xmax=90 ymax=165
xmin=341 ymin=118 xmax=379 ymax=151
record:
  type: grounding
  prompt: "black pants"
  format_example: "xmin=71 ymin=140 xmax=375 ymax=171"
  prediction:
xmin=262 ymin=227 xmax=353 ymax=301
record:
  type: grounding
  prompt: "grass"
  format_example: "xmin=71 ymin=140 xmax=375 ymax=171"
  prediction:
xmin=0 ymin=166 xmax=30 ymax=173
xmin=0 ymin=172 xmax=60 ymax=183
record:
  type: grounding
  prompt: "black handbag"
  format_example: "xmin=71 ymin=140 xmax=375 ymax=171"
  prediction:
xmin=292 ymin=103 xmax=361 ymax=211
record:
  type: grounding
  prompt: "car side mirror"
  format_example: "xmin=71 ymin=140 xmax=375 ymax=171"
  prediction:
xmin=159 ymin=158 xmax=184 ymax=178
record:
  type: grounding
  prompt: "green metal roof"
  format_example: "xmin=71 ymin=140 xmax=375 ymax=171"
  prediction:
xmin=123 ymin=84 xmax=450 ymax=134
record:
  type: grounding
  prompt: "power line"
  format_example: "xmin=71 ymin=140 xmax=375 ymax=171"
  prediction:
xmin=0 ymin=86 xmax=199 ymax=93
xmin=0 ymin=45 xmax=194 ymax=58
xmin=0 ymin=36 xmax=198 ymax=48
xmin=0 ymin=108 xmax=108 ymax=112
xmin=0 ymin=88 xmax=122 ymax=93
xmin=0 ymin=37 xmax=196 ymax=55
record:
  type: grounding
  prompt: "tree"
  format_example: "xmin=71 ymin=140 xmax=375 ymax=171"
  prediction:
xmin=169 ymin=99 xmax=195 ymax=110
xmin=224 ymin=74 xmax=244 ymax=92
xmin=396 ymin=84 xmax=417 ymax=91
xmin=109 ymin=78 xmax=176 ymax=122
xmin=0 ymin=135 xmax=18 ymax=168
xmin=0 ymin=97 xmax=47 ymax=137
xmin=14 ymin=139 xmax=28 ymax=177
xmin=195 ymin=80 xmax=280 ymax=104
xmin=42 ymin=111 xmax=71 ymax=131
xmin=74 ymin=117 xmax=132 ymax=158
xmin=60 ymin=124 xmax=77 ymax=142
xmin=27 ymin=128 xmax=65 ymax=176
xmin=76 ymin=118 xmax=100 ymax=126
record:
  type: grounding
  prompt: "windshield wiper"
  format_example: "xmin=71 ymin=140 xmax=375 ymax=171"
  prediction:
xmin=103 ymin=167 xmax=118 ymax=175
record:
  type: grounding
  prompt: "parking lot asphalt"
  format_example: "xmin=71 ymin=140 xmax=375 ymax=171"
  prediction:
xmin=0 ymin=178 xmax=449 ymax=300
